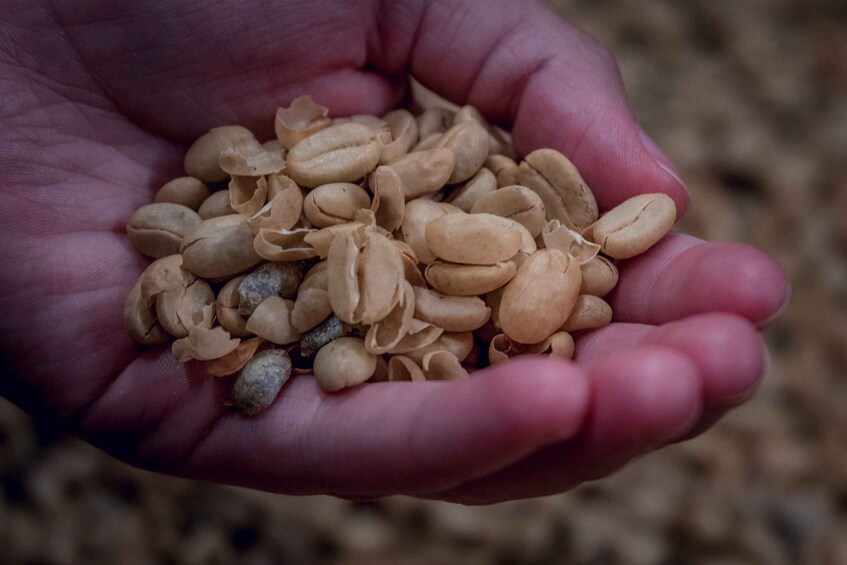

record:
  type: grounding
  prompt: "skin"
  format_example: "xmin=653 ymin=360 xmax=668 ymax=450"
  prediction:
xmin=0 ymin=0 xmax=788 ymax=504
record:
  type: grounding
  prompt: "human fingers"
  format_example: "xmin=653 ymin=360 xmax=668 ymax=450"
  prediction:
xmin=78 ymin=354 xmax=589 ymax=498
xmin=432 ymin=345 xmax=702 ymax=504
xmin=606 ymin=233 xmax=789 ymax=325
xmin=578 ymin=313 xmax=766 ymax=425
xmin=372 ymin=0 xmax=689 ymax=213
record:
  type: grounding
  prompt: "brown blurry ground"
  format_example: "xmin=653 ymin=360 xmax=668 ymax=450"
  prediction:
xmin=2 ymin=1 xmax=846 ymax=563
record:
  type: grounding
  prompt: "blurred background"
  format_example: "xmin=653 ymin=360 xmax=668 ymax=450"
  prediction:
xmin=2 ymin=0 xmax=846 ymax=563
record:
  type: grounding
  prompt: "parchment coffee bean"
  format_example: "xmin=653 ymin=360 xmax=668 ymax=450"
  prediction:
xmin=123 ymin=94 xmax=712 ymax=402
xmin=184 ymin=125 xmax=256 ymax=183
xmin=518 ymin=148 xmax=599 ymax=230
xmin=303 ymin=183 xmax=371 ymax=228
xmin=127 ymin=203 xmax=202 ymax=259
xmin=424 ymin=213 xmax=522 ymax=265
xmin=197 ymin=190 xmax=235 ymax=220
xmin=313 ymin=337 xmax=376 ymax=392
xmin=155 ymin=177 xmax=210 ymax=210
xmin=286 ymin=122 xmax=381 ymax=188
xmin=124 ymin=278 xmax=169 ymax=345
xmin=181 ymin=215 xmax=263 ymax=279
xmin=470 ymin=185 xmax=547 ymax=238
xmin=589 ymin=193 xmax=676 ymax=259
xmin=560 ymin=295 xmax=613 ymax=332
xmin=434 ymin=121 xmax=489 ymax=184
xmin=499 ymin=249 xmax=582 ymax=344
xmin=579 ymin=255 xmax=618 ymax=297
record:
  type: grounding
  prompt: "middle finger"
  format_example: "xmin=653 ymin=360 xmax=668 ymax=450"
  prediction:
xmin=606 ymin=233 xmax=787 ymax=326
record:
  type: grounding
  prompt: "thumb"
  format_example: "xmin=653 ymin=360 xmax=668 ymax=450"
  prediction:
xmin=370 ymin=0 xmax=688 ymax=215
xmin=512 ymin=47 xmax=689 ymax=215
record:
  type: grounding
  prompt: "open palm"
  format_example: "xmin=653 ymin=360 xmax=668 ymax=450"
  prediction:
xmin=0 ymin=0 xmax=787 ymax=504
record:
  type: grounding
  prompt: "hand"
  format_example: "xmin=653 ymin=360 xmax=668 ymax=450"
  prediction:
xmin=0 ymin=0 xmax=788 ymax=504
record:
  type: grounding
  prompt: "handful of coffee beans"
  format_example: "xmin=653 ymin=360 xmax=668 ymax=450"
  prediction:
xmin=124 ymin=86 xmax=676 ymax=415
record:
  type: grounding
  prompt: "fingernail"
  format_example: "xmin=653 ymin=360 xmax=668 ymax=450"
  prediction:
xmin=718 ymin=366 xmax=764 ymax=408
xmin=639 ymin=129 xmax=687 ymax=192
xmin=757 ymin=281 xmax=792 ymax=328
xmin=715 ymin=333 xmax=770 ymax=409
xmin=663 ymin=404 xmax=702 ymax=443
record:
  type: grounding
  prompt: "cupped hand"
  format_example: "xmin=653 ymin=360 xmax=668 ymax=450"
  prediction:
xmin=0 ymin=0 xmax=788 ymax=504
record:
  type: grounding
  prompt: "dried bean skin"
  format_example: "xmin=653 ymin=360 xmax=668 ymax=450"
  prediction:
xmin=216 ymin=275 xmax=251 ymax=337
xmin=229 ymin=175 xmax=268 ymax=217
xmin=380 ymin=108 xmax=418 ymax=163
xmin=219 ymin=142 xmax=286 ymax=177
xmin=124 ymin=278 xmax=169 ymax=345
xmin=275 ymin=95 xmax=331 ymax=149
xmin=402 ymin=331 xmax=474 ymax=365
xmin=365 ymin=281 xmax=415 ymax=354
xmin=245 ymin=297 xmax=300 ymax=345
xmin=369 ymin=165 xmax=406 ymax=231
xmin=421 ymin=350 xmax=468 ymax=381
xmin=170 ymin=303 xmax=240 ymax=362
xmin=156 ymin=276 xmax=215 ymax=338
xmin=388 ymin=355 xmax=425 ymax=382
